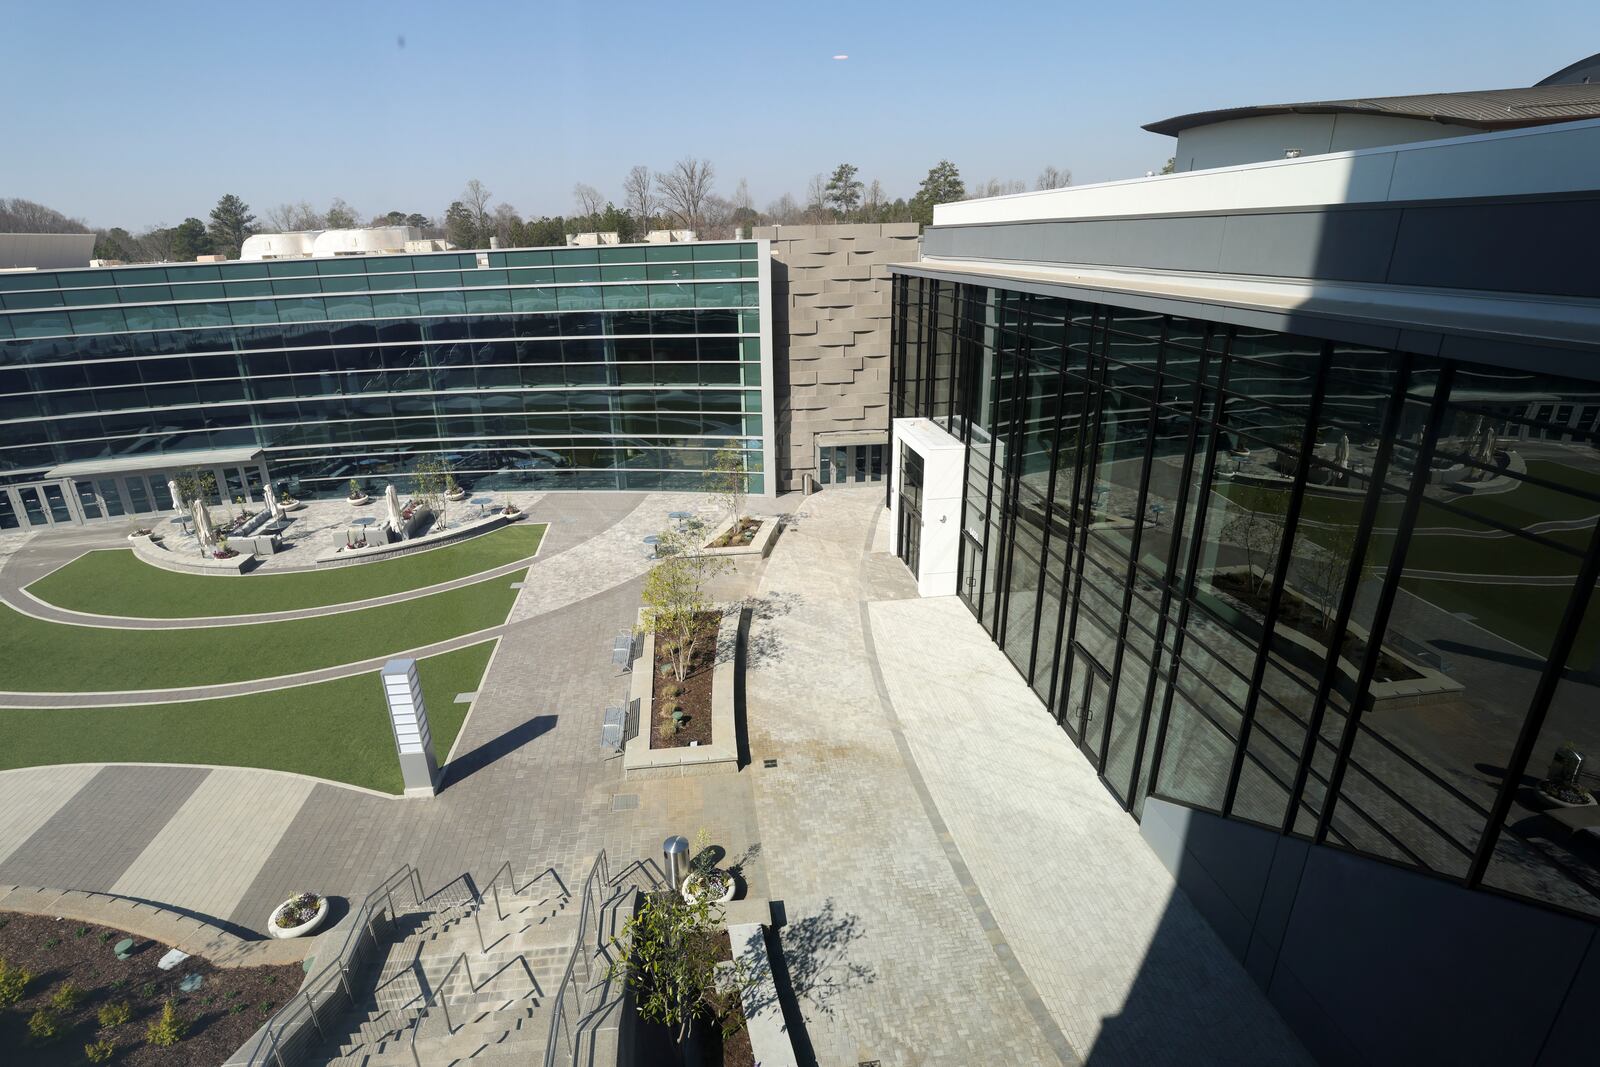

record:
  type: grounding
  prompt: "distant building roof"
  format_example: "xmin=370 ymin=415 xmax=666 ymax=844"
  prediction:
xmin=0 ymin=232 xmax=96 ymax=271
xmin=1143 ymin=81 xmax=1600 ymax=137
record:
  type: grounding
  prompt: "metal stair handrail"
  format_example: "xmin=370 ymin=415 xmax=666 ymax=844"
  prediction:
xmin=409 ymin=949 xmax=542 ymax=1067
xmin=244 ymin=863 xmax=425 ymax=1067
xmin=542 ymin=851 xmax=613 ymax=1067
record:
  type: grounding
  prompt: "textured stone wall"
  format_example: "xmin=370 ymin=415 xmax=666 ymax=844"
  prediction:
xmin=755 ymin=223 xmax=920 ymax=491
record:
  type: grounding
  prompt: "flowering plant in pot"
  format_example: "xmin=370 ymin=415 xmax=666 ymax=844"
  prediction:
xmin=269 ymin=892 xmax=329 ymax=938
xmin=680 ymin=827 xmax=736 ymax=905
xmin=347 ymin=478 xmax=371 ymax=504
xmin=501 ymin=501 xmax=521 ymax=517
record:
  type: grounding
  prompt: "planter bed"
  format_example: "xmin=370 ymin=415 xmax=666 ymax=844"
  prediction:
xmin=0 ymin=910 xmax=300 ymax=1067
xmin=652 ymin=610 xmax=721 ymax=748
xmin=313 ymin=510 xmax=514 ymax=568
xmin=625 ymin=609 xmax=739 ymax=780
xmin=701 ymin=516 xmax=781 ymax=559
xmin=129 ymin=533 xmax=253 ymax=575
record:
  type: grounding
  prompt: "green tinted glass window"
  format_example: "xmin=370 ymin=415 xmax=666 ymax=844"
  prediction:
xmin=554 ymin=265 xmax=602 ymax=283
xmin=741 ymin=338 xmax=761 ymax=360
xmin=646 ymin=245 xmax=692 ymax=262
xmin=418 ymin=270 xmax=462 ymax=288
xmin=69 ymin=308 xmax=128 ymax=334
xmin=278 ymin=297 xmax=328 ymax=322
xmin=465 ymin=288 xmax=512 ymax=313
xmin=182 ymin=282 xmax=225 ymax=299
xmin=67 ymin=270 xmax=114 ymax=287
xmin=692 ymin=243 xmax=733 ymax=260
xmin=693 ymin=261 xmax=739 ymax=279
xmin=601 ymin=264 xmax=645 ymax=281
xmin=647 ymin=262 xmax=692 ymax=280
xmin=598 ymin=246 xmax=643 ymax=264
xmin=164 ymin=265 xmax=222 ymax=283
xmin=267 ymin=260 xmax=317 ymax=277
xmin=325 ymin=293 xmax=374 ymax=319
xmin=228 ymin=262 xmax=270 ymax=279
xmin=649 ymin=284 xmax=693 ymax=309
xmin=474 ymin=269 xmax=508 ymax=286
xmin=122 ymin=304 xmax=180 ymax=332
xmin=553 ymin=247 xmax=599 ymax=266
xmin=510 ymin=287 xmax=557 ymax=313
xmin=318 ymin=275 xmax=369 ymax=293
xmin=558 ymin=286 xmax=603 ymax=311
xmin=178 ymin=302 xmax=232 ymax=328
xmin=603 ymin=285 xmax=648 ymax=310
xmin=696 ymin=282 xmax=741 ymax=307
xmin=225 ymin=281 xmax=272 ymax=298
xmin=505 ymin=249 xmax=554 ymax=267
xmin=273 ymin=277 xmax=320 ymax=296
xmin=11 ymin=311 xmax=69 ymax=336
xmin=368 ymin=256 xmax=413 ymax=274
xmin=419 ymin=290 xmax=466 ymax=316
xmin=230 ymin=300 xmax=279 ymax=325
xmin=743 ymin=364 xmax=762 ymax=386
xmin=0 ymin=272 xmax=56 ymax=291
xmin=372 ymin=290 xmax=422 ymax=317
xmin=741 ymin=283 xmax=759 ymax=305
xmin=0 ymin=316 xmax=12 ymax=338
xmin=317 ymin=258 xmax=364 ymax=275
xmin=508 ymin=267 xmax=552 ymax=285
xmin=2 ymin=290 xmax=64 ymax=310
xmin=120 ymin=284 xmax=172 ymax=303
xmin=740 ymin=260 xmax=758 ymax=278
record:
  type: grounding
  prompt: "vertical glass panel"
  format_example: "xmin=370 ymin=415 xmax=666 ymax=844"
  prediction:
xmin=73 ymin=480 xmax=102 ymax=520
xmin=0 ymin=491 xmax=18 ymax=529
xmin=41 ymin=484 xmax=72 ymax=523
xmin=98 ymin=479 xmax=126 ymax=517
xmin=1001 ymin=487 xmax=1046 ymax=673
xmin=123 ymin=477 xmax=151 ymax=513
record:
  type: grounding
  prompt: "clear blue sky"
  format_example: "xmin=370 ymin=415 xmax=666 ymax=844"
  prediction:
xmin=2 ymin=0 xmax=1594 ymax=230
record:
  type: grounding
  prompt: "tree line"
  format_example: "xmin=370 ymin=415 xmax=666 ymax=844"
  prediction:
xmin=0 ymin=156 xmax=1080 ymax=265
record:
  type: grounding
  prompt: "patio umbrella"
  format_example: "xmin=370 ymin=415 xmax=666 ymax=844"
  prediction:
xmin=167 ymin=479 xmax=184 ymax=516
xmin=1335 ymin=432 xmax=1351 ymax=472
xmin=385 ymin=484 xmax=405 ymax=539
xmin=263 ymin=481 xmax=285 ymax=522
xmin=191 ymin=499 xmax=216 ymax=551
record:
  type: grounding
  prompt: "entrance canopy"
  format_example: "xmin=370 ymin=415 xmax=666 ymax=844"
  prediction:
xmin=44 ymin=447 xmax=263 ymax=481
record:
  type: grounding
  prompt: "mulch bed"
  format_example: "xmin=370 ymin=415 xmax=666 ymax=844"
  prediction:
xmin=652 ymin=610 xmax=722 ymax=748
xmin=0 ymin=911 xmax=301 ymax=1067
xmin=707 ymin=517 xmax=762 ymax=549
xmin=702 ymin=929 xmax=755 ymax=1067
xmin=1211 ymin=572 xmax=1422 ymax=681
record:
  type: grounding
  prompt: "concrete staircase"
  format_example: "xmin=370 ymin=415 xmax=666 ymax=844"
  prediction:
xmin=309 ymin=875 xmax=581 ymax=1066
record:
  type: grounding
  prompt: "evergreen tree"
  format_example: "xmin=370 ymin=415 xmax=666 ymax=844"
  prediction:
xmin=172 ymin=217 xmax=212 ymax=260
xmin=910 ymin=161 xmax=965 ymax=226
xmin=206 ymin=194 xmax=255 ymax=258
xmin=824 ymin=163 xmax=863 ymax=216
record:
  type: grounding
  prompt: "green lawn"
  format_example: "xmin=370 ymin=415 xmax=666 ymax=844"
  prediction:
xmin=28 ymin=522 xmax=546 ymax=618
xmin=0 ymin=569 xmax=523 ymax=692
xmin=0 ymin=641 xmax=497 ymax=794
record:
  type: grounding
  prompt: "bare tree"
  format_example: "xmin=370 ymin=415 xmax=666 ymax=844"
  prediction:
xmin=804 ymin=173 xmax=830 ymax=222
xmin=492 ymin=202 xmax=521 ymax=247
xmin=461 ymin=179 xmax=493 ymax=240
xmin=655 ymin=158 xmax=715 ymax=233
xmin=623 ymin=165 xmax=655 ymax=229
xmin=138 ymin=224 xmax=180 ymax=261
xmin=573 ymin=182 xmax=605 ymax=219
xmin=864 ymin=179 xmax=886 ymax=215
xmin=0 ymin=198 xmax=90 ymax=233
xmin=1036 ymin=165 xmax=1072 ymax=190
xmin=968 ymin=178 xmax=1027 ymax=199
xmin=731 ymin=178 xmax=753 ymax=213
xmin=264 ymin=201 xmax=323 ymax=231
xmin=764 ymin=193 xmax=802 ymax=225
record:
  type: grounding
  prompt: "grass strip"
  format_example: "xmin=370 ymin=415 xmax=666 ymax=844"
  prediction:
xmin=0 ymin=641 xmax=497 ymax=794
xmin=0 ymin=569 xmax=523 ymax=693
xmin=28 ymin=522 xmax=545 ymax=618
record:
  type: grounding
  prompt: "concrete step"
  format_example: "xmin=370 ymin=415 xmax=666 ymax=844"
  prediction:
xmin=326 ymin=1000 xmax=551 ymax=1066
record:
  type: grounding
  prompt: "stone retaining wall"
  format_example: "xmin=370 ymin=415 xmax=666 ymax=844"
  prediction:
xmin=129 ymin=533 xmax=253 ymax=575
xmin=624 ymin=608 xmax=739 ymax=779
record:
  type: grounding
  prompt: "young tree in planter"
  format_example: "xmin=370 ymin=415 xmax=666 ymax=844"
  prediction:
xmin=411 ymin=457 xmax=457 ymax=528
xmin=170 ymin=468 xmax=217 ymax=510
xmin=608 ymin=890 xmax=748 ymax=1055
xmin=704 ymin=446 xmax=748 ymax=534
xmin=1221 ymin=484 xmax=1289 ymax=600
xmin=640 ymin=523 xmax=731 ymax=683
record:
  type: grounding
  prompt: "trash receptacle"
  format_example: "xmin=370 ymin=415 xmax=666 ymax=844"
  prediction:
xmin=663 ymin=835 xmax=689 ymax=890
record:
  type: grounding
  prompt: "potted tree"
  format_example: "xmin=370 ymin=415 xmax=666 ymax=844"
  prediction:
xmin=347 ymin=479 xmax=371 ymax=506
xmin=608 ymin=890 xmax=748 ymax=1064
xmin=1540 ymin=741 xmax=1594 ymax=807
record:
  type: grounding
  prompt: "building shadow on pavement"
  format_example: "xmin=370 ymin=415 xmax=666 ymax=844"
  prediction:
xmin=440 ymin=714 xmax=557 ymax=789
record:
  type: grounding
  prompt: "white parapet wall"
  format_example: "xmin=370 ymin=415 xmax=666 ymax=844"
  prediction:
xmin=888 ymin=417 xmax=966 ymax=598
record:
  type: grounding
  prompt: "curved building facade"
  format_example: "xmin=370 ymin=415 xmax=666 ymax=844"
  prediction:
xmin=0 ymin=239 xmax=772 ymax=530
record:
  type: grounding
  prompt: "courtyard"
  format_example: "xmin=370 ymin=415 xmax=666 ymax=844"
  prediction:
xmin=0 ymin=486 xmax=1307 ymax=1065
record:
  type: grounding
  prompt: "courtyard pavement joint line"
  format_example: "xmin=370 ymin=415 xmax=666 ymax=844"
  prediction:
xmin=854 ymin=525 xmax=1082 ymax=1067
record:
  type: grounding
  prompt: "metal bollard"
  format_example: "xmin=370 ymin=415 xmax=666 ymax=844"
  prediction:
xmin=662 ymin=836 xmax=689 ymax=891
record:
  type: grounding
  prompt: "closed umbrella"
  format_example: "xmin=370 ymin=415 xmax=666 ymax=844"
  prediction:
xmin=168 ymin=480 xmax=184 ymax=517
xmin=385 ymin=484 xmax=405 ymax=539
xmin=191 ymin=499 xmax=216 ymax=551
xmin=264 ymin=481 xmax=285 ymax=522
xmin=1335 ymin=432 xmax=1351 ymax=473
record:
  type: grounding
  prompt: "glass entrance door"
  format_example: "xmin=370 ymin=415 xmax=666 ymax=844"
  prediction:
xmin=897 ymin=445 xmax=925 ymax=581
xmin=1062 ymin=641 xmax=1113 ymax=770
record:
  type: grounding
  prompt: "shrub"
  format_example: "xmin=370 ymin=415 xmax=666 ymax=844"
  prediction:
xmin=656 ymin=719 xmax=679 ymax=743
xmin=51 ymin=982 xmax=81 ymax=1011
xmin=0 ymin=957 xmax=32 ymax=1005
xmin=75 ymin=925 xmax=90 ymax=939
xmin=139 ymin=982 xmax=156 ymax=998
xmin=98 ymin=1000 xmax=131 ymax=1029
xmin=145 ymin=1000 xmax=187 ymax=1047
xmin=44 ymin=937 xmax=61 ymax=949
xmin=85 ymin=1039 xmax=116 ymax=1064
xmin=28 ymin=1008 xmax=59 ymax=1041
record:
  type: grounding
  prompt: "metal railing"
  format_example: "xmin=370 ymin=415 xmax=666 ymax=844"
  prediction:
xmin=243 ymin=863 xmax=425 ymax=1067
xmin=407 ymin=950 xmax=541 ymax=1067
xmin=543 ymin=851 xmax=613 ymax=1067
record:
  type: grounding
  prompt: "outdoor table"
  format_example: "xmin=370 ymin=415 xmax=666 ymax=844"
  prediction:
xmin=471 ymin=495 xmax=494 ymax=517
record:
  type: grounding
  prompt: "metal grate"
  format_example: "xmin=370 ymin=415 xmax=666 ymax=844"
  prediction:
xmin=763 ymin=758 xmax=778 ymax=769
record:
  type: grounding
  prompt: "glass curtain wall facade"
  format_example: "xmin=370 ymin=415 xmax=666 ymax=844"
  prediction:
xmin=0 ymin=241 xmax=766 ymax=524
xmin=892 ymin=273 xmax=1600 ymax=924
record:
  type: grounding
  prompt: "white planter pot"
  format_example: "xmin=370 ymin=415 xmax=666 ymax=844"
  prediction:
xmin=349 ymin=496 xmax=372 ymax=506
xmin=681 ymin=872 xmax=736 ymax=905
xmin=284 ymin=501 xmax=306 ymax=512
xmin=268 ymin=895 xmax=329 ymax=939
